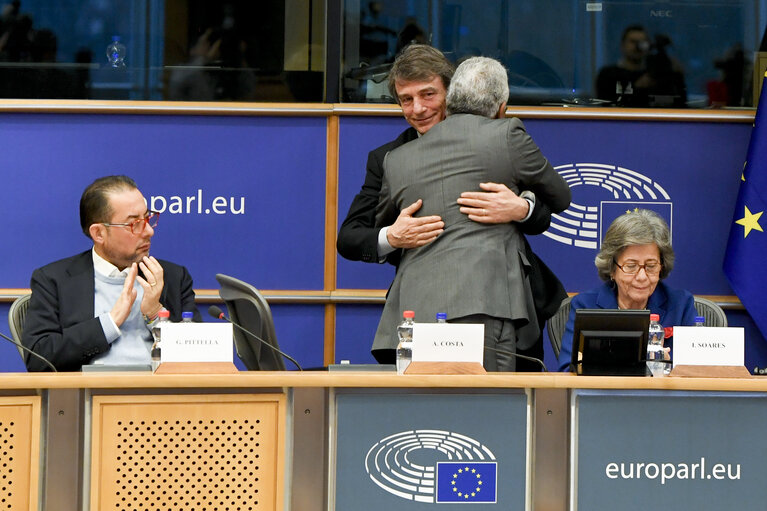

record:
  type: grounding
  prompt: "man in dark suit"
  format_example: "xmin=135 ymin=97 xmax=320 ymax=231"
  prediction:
xmin=374 ymin=57 xmax=571 ymax=370
xmin=22 ymin=175 xmax=200 ymax=371
xmin=337 ymin=44 xmax=566 ymax=368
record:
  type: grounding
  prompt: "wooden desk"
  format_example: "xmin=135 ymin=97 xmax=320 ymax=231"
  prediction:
xmin=1 ymin=372 xmax=764 ymax=510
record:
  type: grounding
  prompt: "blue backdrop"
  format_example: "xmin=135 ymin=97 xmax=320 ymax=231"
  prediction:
xmin=0 ymin=111 xmax=762 ymax=372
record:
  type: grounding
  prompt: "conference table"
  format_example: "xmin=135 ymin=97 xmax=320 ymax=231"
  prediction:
xmin=1 ymin=371 xmax=765 ymax=511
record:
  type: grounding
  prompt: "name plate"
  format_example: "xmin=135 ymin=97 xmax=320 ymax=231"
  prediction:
xmin=411 ymin=323 xmax=484 ymax=363
xmin=161 ymin=323 xmax=233 ymax=363
xmin=672 ymin=326 xmax=744 ymax=367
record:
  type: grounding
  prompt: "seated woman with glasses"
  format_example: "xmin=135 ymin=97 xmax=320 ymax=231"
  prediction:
xmin=556 ymin=208 xmax=697 ymax=371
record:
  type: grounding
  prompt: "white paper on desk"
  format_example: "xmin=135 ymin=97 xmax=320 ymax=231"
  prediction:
xmin=160 ymin=323 xmax=233 ymax=363
xmin=411 ymin=323 xmax=484 ymax=363
xmin=672 ymin=326 xmax=744 ymax=367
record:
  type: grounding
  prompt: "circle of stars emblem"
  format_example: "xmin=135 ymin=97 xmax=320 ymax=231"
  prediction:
xmin=450 ymin=466 xmax=483 ymax=500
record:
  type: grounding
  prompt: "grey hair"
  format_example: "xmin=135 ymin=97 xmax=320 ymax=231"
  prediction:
xmin=594 ymin=209 xmax=675 ymax=281
xmin=446 ymin=57 xmax=509 ymax=118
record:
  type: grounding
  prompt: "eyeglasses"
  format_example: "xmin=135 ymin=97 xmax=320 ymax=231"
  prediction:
xmin=615 ymin=260 xmax=661 ymax=276
xmin=102 ymin=211 xmax=159 ymax=235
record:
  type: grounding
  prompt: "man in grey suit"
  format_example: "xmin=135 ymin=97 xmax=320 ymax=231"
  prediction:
xmin=373 ymin=57 xmax=571 ymax=371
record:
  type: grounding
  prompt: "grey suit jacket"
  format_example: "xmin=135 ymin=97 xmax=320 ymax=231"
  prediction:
xmin=372 ymin=113 xmax=571 ymax=352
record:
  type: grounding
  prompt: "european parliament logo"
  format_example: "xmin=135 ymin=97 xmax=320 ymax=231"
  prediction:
xmin=365 ymin=430 xmax=498 ymax=504
xmin=545 ymin=163 xmax=673 ymax=250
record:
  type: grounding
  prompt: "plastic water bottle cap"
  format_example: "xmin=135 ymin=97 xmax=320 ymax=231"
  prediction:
xmin=436 ymin=312 xmax=447 ymax=321
xmin=650 ymin=313 xmax=660 ymax=322
xmin=695 ymin=316 xmax=705 ymax=324
xmin=402 ymin=310 xmax=415 ymax=319
xmin=158 ymin=309 xmax=170 ymax=318
xmin=182 ymin=311 xmax=194 ymax=320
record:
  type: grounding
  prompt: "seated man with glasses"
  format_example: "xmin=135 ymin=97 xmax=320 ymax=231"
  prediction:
xmin=22 ymin=175 xmax=201 ymax=371
xmin=556 ymin=209 xmax=697 ymax=371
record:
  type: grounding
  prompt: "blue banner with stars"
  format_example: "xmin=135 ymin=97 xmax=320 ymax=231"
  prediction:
xmin=436 ymin=462 xmax=497 ymax=503
xmin=724 ymin=72 xmax=767 ymax=339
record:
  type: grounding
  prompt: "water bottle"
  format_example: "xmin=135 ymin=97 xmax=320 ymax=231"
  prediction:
xmin=694 ymin=316 xmax=705 ymax=327
xmin=396 ymin=310 xmax=415 ymax=375
xmin=181 ymin=311 xmax=194 ymax=323
xmin=646 ymin=313 xmax=665 ymax=377
xmin=106 ymin=35 xmax=126 ymax=67
xmin=150 ymin=309 xmax=170 ymax=372
xmin=436 ymin=312 xmax=447 ymax=323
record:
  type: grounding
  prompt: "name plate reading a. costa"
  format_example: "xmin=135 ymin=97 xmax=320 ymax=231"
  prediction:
xmin=672 ymin=326 xmax=744 ymax=367
xmin=161 ymin=323 xmax=233 ymax=363
xmin=412 ymin=323 xmax=484 ymax=363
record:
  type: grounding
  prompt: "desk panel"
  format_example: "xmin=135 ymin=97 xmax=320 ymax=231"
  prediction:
xmin=571 ymin=389 xmax=767 ymax=511
xmin=89 ymin=393 xmax=286 ymax=511
xmin=331 ymin=389 xmax=531 ymax=510
xmin=0 ymin=395 xmax=40 ymax=510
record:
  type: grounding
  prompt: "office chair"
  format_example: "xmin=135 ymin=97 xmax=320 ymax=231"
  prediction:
xmin=8 ymin=294 xmax=31 ymax=361
xmin=215 ymin=274 xmax=286 ymax=371
xmin=693 ymin=296 xmax=728 ymax=327
xmin=546 ymin=295 xmax=572 ymax=359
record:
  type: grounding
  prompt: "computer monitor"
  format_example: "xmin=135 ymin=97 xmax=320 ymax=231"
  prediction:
xmin=570 ymin=309 xmax=650 ymax=376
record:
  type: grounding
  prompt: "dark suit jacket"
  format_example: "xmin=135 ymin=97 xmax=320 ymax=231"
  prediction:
xmin=22 ymin=250 xmax=200 ymax=372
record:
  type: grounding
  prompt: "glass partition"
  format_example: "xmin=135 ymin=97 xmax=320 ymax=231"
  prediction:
xmin=0 ymin=0 xmax=764 ymax=108
xmin=342 ymin=0 xmax=767 ymax=108
xmin=0 ymin=0 xmax=324 ymax=101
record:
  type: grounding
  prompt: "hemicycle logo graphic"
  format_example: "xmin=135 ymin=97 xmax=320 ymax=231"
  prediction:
xmin=545 ymin=163 xmax=672 ymax=249
xmin=365 ymin=430 xmax=498 ymax=504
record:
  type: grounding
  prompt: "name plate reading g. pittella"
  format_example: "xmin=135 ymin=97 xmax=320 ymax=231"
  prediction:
xmin=411 ymin=323 xmax=484 ymax=363
xmin=161 ymin=323 xmax=233 ymax=363
xmin=672 ymin=326 xmax=744 ymax=367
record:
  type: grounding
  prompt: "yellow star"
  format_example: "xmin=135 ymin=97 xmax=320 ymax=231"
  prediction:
xmin=742 ymin=161 xmax=747 ymax=181
xmin=735 ymin=206 xmax=764 ymax=238
xmin=471 ymin=492 xmax=476 ymax=497
xmin=471 ymin=469 xmax=476 ymax=473
xmin=464 ymin=494 xmax=469 ymax=499
xmin=478 ymin=480 xmax=483 ymax=485
xmin=457 ymin=469 xmax=463 ymax=473
xmin=452 ymin=487 xmax=457 ymax=492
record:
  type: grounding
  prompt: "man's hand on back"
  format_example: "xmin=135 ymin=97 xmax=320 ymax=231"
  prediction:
xmin=457 ymin=182 xmax=529 ymax=224
xmin=387 ymin=199 xmax=445 ymax=249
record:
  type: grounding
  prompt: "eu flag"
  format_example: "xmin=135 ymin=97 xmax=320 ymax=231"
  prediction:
xmin=435 ymin=462 xmax=497 ymax=503
xmin=724 ymin=71 xmax=767 ymax=339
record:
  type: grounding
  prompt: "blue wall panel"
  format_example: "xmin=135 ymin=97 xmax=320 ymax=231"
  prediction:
xmin=3 ymin=113 xmax=327 ymax=290
xmin=334 ymin=304 xmax=382 ymax=364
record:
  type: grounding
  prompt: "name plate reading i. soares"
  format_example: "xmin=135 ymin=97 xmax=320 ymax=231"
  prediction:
xmin=412 ymin=323 xmax=484 ymax=363
xmin=161 ymin=323 xmax=234 ymax=363
xmin=672 ymin=326 xmax=744 ymax=367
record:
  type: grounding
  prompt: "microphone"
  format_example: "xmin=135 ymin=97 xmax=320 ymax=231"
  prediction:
xmin=0 ymin=331 xmax=57 ymax=372
xmin=208 ymin=306 xmax=303 ymax=371
xmin=484 ymin=344 xmax=547 ymax=372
